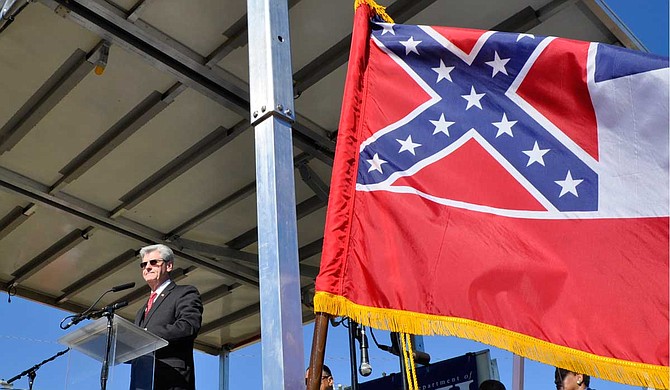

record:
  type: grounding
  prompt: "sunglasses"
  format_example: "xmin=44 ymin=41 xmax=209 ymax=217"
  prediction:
xmin=305 ymin=375 xmax=330 ymax=386
xmin=140 ymin=259 xmax=165 ymax=269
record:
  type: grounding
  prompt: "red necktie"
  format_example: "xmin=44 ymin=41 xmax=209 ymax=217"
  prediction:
xmin=145 ymin=292 xmax=157 ymax=314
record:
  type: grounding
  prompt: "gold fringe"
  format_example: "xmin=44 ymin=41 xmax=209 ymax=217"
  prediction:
xmin=314 ymin=291 xmax=670 ymax=389
xmin=354 ymin=0 xmax=394 ymax=23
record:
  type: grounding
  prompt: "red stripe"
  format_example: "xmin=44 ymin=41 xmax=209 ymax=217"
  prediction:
xmin=333 ymin=191 xmax=669 ymax=366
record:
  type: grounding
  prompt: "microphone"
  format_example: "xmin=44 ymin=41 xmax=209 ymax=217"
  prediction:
xmin=111 ymin=282 xmax=135 ymax=292
xmin=358 ymin=325 xmax=372 ymax=377
xmin=88 ymin=301 xmax=129 ymax=319
xmin=62 ymin=313 xmax=86 ymax=330
xmin=60 ymin=283 xmax=134 ymax=330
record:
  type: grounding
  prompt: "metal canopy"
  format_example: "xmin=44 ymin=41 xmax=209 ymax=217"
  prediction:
xmin=0 ymin=0 xmax=640 ymax=355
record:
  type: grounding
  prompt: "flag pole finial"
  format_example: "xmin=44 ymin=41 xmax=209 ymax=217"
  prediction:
xmin=354 ymin=0 xmax=394 ymax=23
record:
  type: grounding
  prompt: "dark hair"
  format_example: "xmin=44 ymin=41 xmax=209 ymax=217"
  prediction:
xmin=306 ymin=364 xmax=332 ymax=378
xmin=479 ymin=379 xmax=506 ymax=390
xmin=555 ymin=367 xmax=590 ymax=387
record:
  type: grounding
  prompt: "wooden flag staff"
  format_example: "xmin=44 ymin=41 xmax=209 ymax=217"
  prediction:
xmin=307 ymin=312 xmax=331 ymax=390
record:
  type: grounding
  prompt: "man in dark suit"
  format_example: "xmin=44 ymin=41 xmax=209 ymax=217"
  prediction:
xmin=130 ymin=244 xmax=203 ymax=390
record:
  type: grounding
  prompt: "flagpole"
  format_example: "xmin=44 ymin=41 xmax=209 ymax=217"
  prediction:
xmin=307 ymin=312 xmax=330 ymax=390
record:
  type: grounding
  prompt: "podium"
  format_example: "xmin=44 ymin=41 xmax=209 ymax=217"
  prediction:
xmin=58 ymin=314 xmax=168 ymax=390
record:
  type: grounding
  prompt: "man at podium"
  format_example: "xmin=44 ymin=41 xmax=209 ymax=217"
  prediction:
xmin=130 ymin=244 xmax=203 ymax=390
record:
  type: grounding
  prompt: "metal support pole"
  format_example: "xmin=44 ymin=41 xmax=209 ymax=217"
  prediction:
xmin=247 ymin=0 xmax=304 ymax=389
xmin=512 ymin=354 xmax=525 ymax=390
xmin=395 ymin=333 xmax=409 ymax=390
xmin=219 ymin=347 xmax=230 ymax=390
xmin=411 ymin=335 xmax=425 ymax=352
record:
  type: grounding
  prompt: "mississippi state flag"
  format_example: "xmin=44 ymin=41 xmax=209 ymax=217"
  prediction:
xmin=314 ymin=3 xmax=669 ymax=388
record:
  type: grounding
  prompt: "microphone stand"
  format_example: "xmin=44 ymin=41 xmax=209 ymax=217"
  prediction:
xmin=99 ymin=302 xmax=127 ymax=390
xmin=393 ymin=333 xmax=410 ymax=390
xmin=347 ymin=318 xmax=360 ymax=390
xmin=5 ymin=348 xmax=70 ymax=390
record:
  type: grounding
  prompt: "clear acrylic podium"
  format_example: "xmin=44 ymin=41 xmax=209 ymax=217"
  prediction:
xmin=58 ymin=314 xmax=168 ymax=390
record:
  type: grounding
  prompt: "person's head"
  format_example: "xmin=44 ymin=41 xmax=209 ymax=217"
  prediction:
xmin=305 ymin=364 xmax=333 ymax=390
xmin=554 ymin=367 xmax=590 ymax=390
xmin=479 ymin=379 xmax=506 ymax=390
xmin=139 ymin=244 xmax=174 ymax=289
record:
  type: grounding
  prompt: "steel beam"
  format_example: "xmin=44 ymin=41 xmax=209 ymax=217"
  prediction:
xmin=292 ymin=0 xmax=439 ymax=97
xmin=580 ymin=0 xmax=643 ymax=50
xmin=298 ymin=238 xmax=323 ymax=261
xmin=1 ymin=278 xmax=98 ymax=314
xmin=200 ymin=302 xmax=260 ymax=335
xmin=42 ymin=0 xmax=250 ymax=115
xmin=38 ymin=0 xmax=336 ymax=164
xmin=174 ymin=238 xmax=258 ymax=264
xmin=0 ymin=49 xmax=94 ymax=154
xmin=9 ymin=226 xmax=95 ymax=286
xmin=0 ymin=0 xmax=30 ymax=32
xmin=493 ymin=6 xmax=541 ymax=32
xmin=205 ymin=0 xmax=303 ymax=68
xmin=166 ymin=181 xmax=257 ymax=239
xmin=56 ymin=248 xmax=137 ymax=303
xmin=248 ymin=0 xmax=305 ymax=388
xmin=0 ymin=204 xmax=35 ymax=240
xmin=0 ymin=165 xmax=259 ymax=285
xmin=111 ymin=120 xmax=249 ymax=217
xmin=225 ymin=195 xmax=325 ymax=250
xmin=51 ymin=86 xmax=185 ymax=193
xmin=297 ymin=162 xmax=330 ymax=202
xmin=219 ymin=347 xmax=231 ymax=390
xmin=126 ymin=0 xmax=154 ymax=23
xmin=165 ymin=152 xmax=319 ymax=241
xmin=201 ymin=283 xmax=241 ymax=305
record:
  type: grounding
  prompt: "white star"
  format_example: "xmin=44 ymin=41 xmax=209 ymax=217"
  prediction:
xmin=516 ymin=33 xmax=535 ymax=41
xmin=522 ymin=141 xmax=550 ymax=166
xmin=367 ymin=153 xmax=387 ymax=174
xmin=555 ymin=170 xmax=584 ymax=197
xmin=396 ymin=135 xmax=422 ymax=155
xmin=492 ymin=113 xmax=517 ymax=137
xmin=380 ymin=23 xmax=395 ymax=35
xmin=432 ymin=60 xmax=454 ymax=83
xmin=485 ymin=51 xmax=510 ymax=77
xmin=400 ymin=36 xmax=421 ymax=55
xmin=461 ymin=86 xmax=485 ymax=110
xmin=430 ymin=114 xmax=455 ymax=136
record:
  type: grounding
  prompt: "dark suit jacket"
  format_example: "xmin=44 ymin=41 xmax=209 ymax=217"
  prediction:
xmin=131 ymin=281 xmax=203 ymax=390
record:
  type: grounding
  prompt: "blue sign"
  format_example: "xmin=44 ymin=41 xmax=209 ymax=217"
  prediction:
xmin=359 ymin=352 xmax=478 ymax=390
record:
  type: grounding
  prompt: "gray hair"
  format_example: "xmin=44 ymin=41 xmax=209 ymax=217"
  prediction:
xmin=139 ymin=244 xmax=174 ymax=263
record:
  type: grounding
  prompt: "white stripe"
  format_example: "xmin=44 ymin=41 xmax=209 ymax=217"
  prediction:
xmin=420 ymin=26 xmax=495 ymax=65
xmin=588 ymin=45 xmax=670 ymax=218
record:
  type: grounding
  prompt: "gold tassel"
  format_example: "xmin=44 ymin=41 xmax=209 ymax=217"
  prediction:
xmin=314 ymin=291 xmax=670 ymax=389
xmin=354 ymin=0 xmax=394 ymax=23
xmin=399 ymin=333 xmax=416 ymax=390
xmin=406 ymin=334 xmax=419 ymax=389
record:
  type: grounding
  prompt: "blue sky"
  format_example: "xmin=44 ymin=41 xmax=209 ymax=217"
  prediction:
xmin=1 ymin=1 xmax=668 ymax=389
